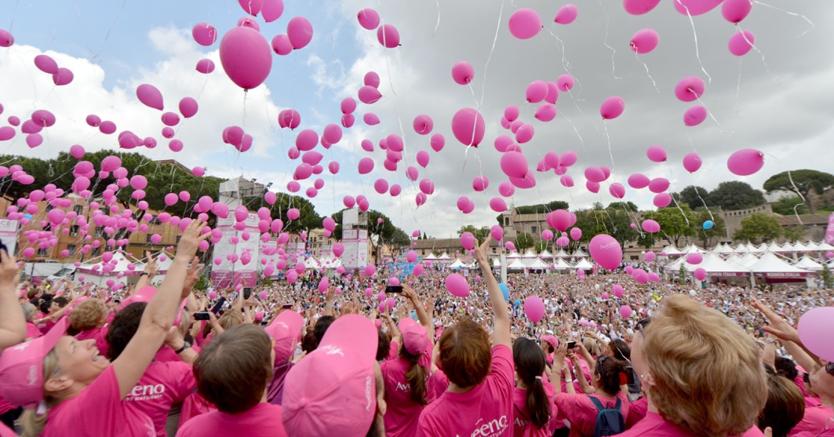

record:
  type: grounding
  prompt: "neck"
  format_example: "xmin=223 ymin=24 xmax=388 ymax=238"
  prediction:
xmin=448 ymin=382 xmax=473 ymax=393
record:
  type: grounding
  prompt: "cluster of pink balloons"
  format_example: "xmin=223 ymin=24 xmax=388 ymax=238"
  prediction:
xmin=33 ymin=54 xmax=74 ymax=86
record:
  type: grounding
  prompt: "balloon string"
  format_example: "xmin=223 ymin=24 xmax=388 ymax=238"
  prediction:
xmin=565 ymin=115 xmax=585 ymax=147
xmin=633 ymin=52 xmax=660 ymax=94
xmin=479 ymin=0 xmax=505 ymax=109
xmin=90 ymin=0 xmax=128 ymax=63
xmin=736 ymin=22 xmax=771 ymax=75
xmin=8 ymin=0 xmax=20 ymax=30
xmin=546 ymin=29 xmax=571 ymax=74
xmin=600 ymin=8 xmax=621 ymax=80
xmin=692 ymin=186 xmax=715 ymax=222
xmin=670 ymin=195 xmax=690 ymax=226
xmin=753 ymin=1 xmax=815 ymax=38
xmin=734 ymin=58 xmax=744 ymax=116
xmin=762 ymin=151 xmax=806 ymax=225
xmin=433 ymin=0 xmax=441 ymax=35
xmin=677 ymin=1 xmax=712 ymax=83
xmin=602 ymin=121 xmax=616 ymax=171
xmin=694 ymin=96 xmax=721 ymax=128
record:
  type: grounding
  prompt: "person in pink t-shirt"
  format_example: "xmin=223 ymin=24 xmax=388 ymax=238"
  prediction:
xmin=617 ymin=295 xmax=768 ymax=437
xmin=264 ymin=308 xmax=304 ymax=405
xmin=0 ymin=220 xmax=209 ymax=437
xmin=416 ymin=237 xmax=514 ymax=437
xmin=756 ymin=371 xmax=804 ymax=437
xmin=107 ymin=301 xmax=198 ymax=437
xmin=512 ymin=337 xmax=554 ymax=437
xmin=175 ymin=324 xmax=287 ymax=437
xmin=0 ymin=250 xmax=27 ymax=436
xmin=68 ymin=298 xmax=110 ymax=359
xmin=382 ymin=286 xmax=446 ymax=437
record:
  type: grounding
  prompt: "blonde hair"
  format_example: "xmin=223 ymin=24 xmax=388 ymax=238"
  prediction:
xmin=218 ymin=309 xmax=244 ymax=330
xmin=20 ymin=348 xmax=61 ymax=437
xmin=642 ymin=294 xmax=767 ymax=436
xmin=68 ymin=299 xmax=105 ymax=334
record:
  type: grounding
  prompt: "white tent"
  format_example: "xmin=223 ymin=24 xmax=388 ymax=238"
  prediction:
xmin=77 ymin=251 xmax=143 ymax=287
xmin=737 ymin=253 xmax=761 ymax=269
xmin=660 ymin=244 xmax=683 ymax=256
xmin=492 ymin=257 xmax=501 ymax=267
xmin=776 ymin=242 xmax=793 ymax=253
xmin=804 ymin=241 xmax=821 ymax=251
xmin=681 ymin=244 xmax=702 ymax=254
xmin=527 ymin=258 xmax=549 ymax=271
xmin=749 ymin=252 xmax=809 ymax=276
xmin=554 ymin=249 xmax=569 ymax=258
xmin=449 ymin=259 xmax=467 ymax=269
xmin=791 ymin=241 xmax=809 ymax=252
xmin=522 ymin=249 xmax=538 ymax=259
xmin=538 ymin=249 xmax=554 ymax=259
xmin=552 ymin=258 xmax=571 ymax=271
xmin=506 ymin=251 xmax=522 ymax=259
xmin=572 ymin=248 xmax=588 ymax=257
xmin=794 ymin=255 xmax=824 ymax=272
xmin=666 ymin=252 xmax=748 ymax=276
xmin=733 ymin=242 xmax=748 ymax=253
xmin=437 ymin=252 xmax=451 ymax=262
xmin=424 ymin=252 xmax=438 ymax=260
xmin=712 ymin=244 xmax=734 ymax=255
xmin=303 ymin=257 xmax=321 ymax=269
xmin=507 ymin=259 xmax=526 ymax=271
xmin=766 ymin=241 xmax=782 ymax=253
xmin=817 ymin=241 xmax=834 ymax=252
xmin=573 ymin=258 xmax=593 ymax=270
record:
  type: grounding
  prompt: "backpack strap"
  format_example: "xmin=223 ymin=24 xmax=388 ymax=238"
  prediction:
xmin=613 ymin=397 xmax=621 ymax=410
xmin=589 ymin=396 xmax=605 ymax=411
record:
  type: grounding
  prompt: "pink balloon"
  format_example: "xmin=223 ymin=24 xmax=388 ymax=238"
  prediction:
xmin=560 ymin=175 xmax=574 ymax=188
xmin=554 ymin=4 xmax=578 ymax=24
xmin=557 ymin=74 xmax=575 ymax=92
xmin=798 ymin=307 xmax=834 ymax=362
xmin=472 ymin=176 xmax=489 ymax=192
xmin=415 ymin=150 xmax=430 ymax=168
xmin=694 ymin=268 xmax=707 ymax=281
xmin=413 ymin=114 xmax=433 ymax=135
xmin=630 ymin=28 xmax=659 ymax=54
xmin=451 ymin=108 xmax=485 ymax=147
xmin=271 ymin=34 xmax=293 ymax=55
xmin=179 ymin=97 xmax=199 ymax=118
xmin=69 ymin=144 xmax=85 ymax=159
xmin=600 ymin=96 xmax=624 ymax=120
xmin=192 ymin=23 xmax=218 ymax=46
xmin=295 ymin=129 xmax=318 ymax=151
xmin=262 ymin=0 xmax=284 ymax=22
xmin=541 ymin=229 xmax=554 ymax=241
xmin=0 ymin=29 xmax=13 ymax=47
xmin=589 ymin=234 xmax=622 ymax=270
xmin=727 ymin=148 xmax=764 ymax=176
xmin=508 ymin=8 xmax=542 ymax=40
xmin=358 ymin=86 xmax=382 ymax=104
xmin=363 ymin=113 xmax=381 ymax=126
xmin=525 ymin=80 xmax=548 ymax=103
xmin=523 ymin=296 xmax=545 ymax=323
xmin=546 ymin=209 xmax=573 ymax=232
xmin=419 ymin=178 xmax=435 ymax=195
xmin=534 ymin=104 xmax=557 ymax=122
xmin=445 ymin=273 xmax=470 ymax=297
xmin=376 ymin=24 xmax=400 ymax=48
xmin=641 ymin=219 xmax=661 ymax=233
xmin=569 ymin=227 xmax=582 ymax=241
xmin=628 ymin=173 xmax=650 ymax=189
xmin=490 ymin=225 xmax=504 ymax=242
xmin=686 ymin=252 xmax=703 ymax=265
xmin=674 ymin=0 xmax=723 ymax=16
xmin=161 ymin=112 xmax=180 ymax=127
xmin=674 ymin=76 xmax=705 ymax=102
xmin=164 ymin=193 xmax=178 ymax=206
xmin=460 ymin=232 xmax=476 ymax=250
xmin=682 ymin=152 xmax=702 ymax=173
xmin=499 ymin=181 xmax=515 ymax=197
xmin=26 ymin=133 xmax=43 ymax=148
xmin=646 ymin=145 xmax=667 ymax=162
xmin=500 ymin=152 xmax=529 ymax=179
xmin=323 ymin=124 xmax=342 ymax=144
xmin=364 ymin=71 xmax=380 ymax=88
xmin=584 ymin=167 xmax=606 ymax=183
xmin=238 ymin=0 xmax=262 ymax=16
xmin=389 ymin=184 xmax=401 ymax=196
xmin=34 ymin=54 xmax=58 ymax=74
xmin=623 ymin=0 xmax=661 ymax=15
xmin=287 ymin=16 xmax=314 ymax=50
xmin=219 ymin=27 xmax=272 ymax=90
xmin=343 ymin=195 xmax=356 ymax=208
xmin=644 ymin=251 xmax=656 ymax=262
xmin=457 ymin=196 xmax=474 ymax=214
xmin=648 ymin=177 xmax=670 ymax=193
xmin=196 ymin=58 xmax=215 ymax=74
xmin=278 ymin=109 xmax=301 ymax=129
xmin=683 ymin=105 xmax=707 ymax=127
xmin=586 ymin=180 xmax=600 ymax=194
xmin=373 ymin=178 xmax=389 ymax=194
xmin=136 ymin=84 xmax=164 ymax=110
xmin=357 ymin=8 xmax=380 ymax=30
xmin=358 ymin=157 xmax=375 ymax=175
xmin=728 ymin=30 xmax=755 ymax=56
xmin=653 ymin=193 xmax=672 ymax=208
xmin=619 ymin=305 xmax=633 ymax=319
xmin=722 ymin=0 xmax=752 ymax=24
xmin=515 ymin=124 xmax=534 ymax=143
xmin=609 ymin=183 xmax=626 ymax=199
xmin=451 ymin=61 xmax=474 ymax=85
xmin=489 ymin=197 xmax=508 ymax=213
xmin=52 ymin=68 xmax=73 ymax=86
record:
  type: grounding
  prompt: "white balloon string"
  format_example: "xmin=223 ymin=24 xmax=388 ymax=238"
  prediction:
xmin=433 ymin=0 xmax=441 ymax=35
xmin=734 ymin=58 xmax=744 ymax=116
xmin=90 ymin=0 xmax=127 ymax=63
xmin=632 ymin=52 xmax=660 ymax=94
xmin=602 ymin=121 xmax=616 ymax=171
xmin=692 ymin=186 xmax=715 ymax=222
xmin=600 ymin=7 xmax=621 ymax=80
xmin=8 ymin=0 xmax=21 ymax=31
xmin=694 ymin=96 xmax=721 ymax=128
xmin=677 ymin=1 xmax=712 ymax=83
xmin=736 ymin=22 xmax=771 ymax=75
xmin=763 ymin=151 xmax=807 ymax=225
xmin=479 ymin=0 xmax=505 ymax=109
xmin=467 ymin=83 xmax=479 ymax=109
xmin=753 ymin=1 xmax=815 ymax=38
xmin=670 ymin=195 xmax=690 ymax=226
xmin=546 ymin=29 xmax=571 ymax=73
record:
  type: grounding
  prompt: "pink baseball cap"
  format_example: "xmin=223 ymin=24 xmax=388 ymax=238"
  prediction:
xmin=541 ymin=334 xmax=559 ymax=350
xmin=0 ymin=318 xmax=68 ymax=406
xmin=282 ymin=314 xmax=378 ymax=436
xmin=264 ymin=309 xmax=304 ymax=365
xmin=398 ymin=318 xmax=429 ymax=356
xmin=119 ymin=286 xmax=187 ymax=325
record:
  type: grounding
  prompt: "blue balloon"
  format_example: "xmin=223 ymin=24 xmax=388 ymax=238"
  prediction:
xmin=514 ymin=298 xmax=522 ymax=307
xmin=702 ymin=220 xmax=714 ymax=230
xmin=498 ymin=282 xmax=510 ymax=301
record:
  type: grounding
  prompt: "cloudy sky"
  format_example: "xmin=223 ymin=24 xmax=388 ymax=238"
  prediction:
xmin=1 ymin=0 xmax=832 ymax=237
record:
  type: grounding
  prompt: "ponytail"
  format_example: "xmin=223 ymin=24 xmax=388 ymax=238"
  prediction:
xmin=401 ymin=348 xmax=428 ymax=404
xmin=524 ymin=376 xmax=550 ymax=428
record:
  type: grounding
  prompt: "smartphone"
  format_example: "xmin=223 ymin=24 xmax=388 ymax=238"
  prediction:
xmin=567 ymin=341 xmax=577 ymax=349
xmin=282 ymin=304 xmax=293 ymax=310
xmin=210 ymin=297 xmax=227 ymax=314
xmin=385 ymin=285 xmax=403 ymax=294
xmin=194 ymin=311 xmax=211 ymax=321
xmin=244 ymin=288 xmax=252 ymax=300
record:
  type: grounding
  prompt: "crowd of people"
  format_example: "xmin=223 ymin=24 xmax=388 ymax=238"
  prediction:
xmin=0 ymin=232 xmax=832 ymax=436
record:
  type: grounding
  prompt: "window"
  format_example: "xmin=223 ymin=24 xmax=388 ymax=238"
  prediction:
xmin=37 ymin=247 xmax=49 ymax=257
xmin=531 ymin=225 xmax=537 ymax=234
xmin=70 ymin=225 xmax=79 ymax=237
xmin=73 ymin=205 xmax=83 ymax=215
xmin=67 ymin=244 xmax=77 ymax=255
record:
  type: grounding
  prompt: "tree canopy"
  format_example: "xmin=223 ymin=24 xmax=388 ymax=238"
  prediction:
xmin=763 ymin=170 xmax=834 ymax=213
xmin=331 ymin=209 xmax=410 ymax=247
xmin=706 ymin=181 xmax=766 ymax=211
xmin=734 ymin=213 xmax=782 ymax=243
xmin=458 ymin=225 xmax=490 ymax=243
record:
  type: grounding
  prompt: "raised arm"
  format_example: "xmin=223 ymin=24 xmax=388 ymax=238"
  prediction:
xmin=114 ymin=220 xmax=208 ymax=398
xmin=403 ymin=285 xmax=432 ymax=333
xmin=132 ymin=251 xmax=157 ymax=295
xmin=0 ymin=250 xmax=26 ymax=349
xmin=473 ymin=237 xmax=510 ymax=347
xmin=753 ymin=300 xmax=821 ymax=369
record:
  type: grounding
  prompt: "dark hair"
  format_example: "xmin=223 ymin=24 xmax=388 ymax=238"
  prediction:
xmin=106 ymin=302 xmax=147 ymax=360
xmin=399 ymin=345 xmax=428 ymax=405
xmin=774 ymin=356 xmax=798 ymax=381
xmin=438 ymin=318 xmax=491 ymax=389
xmin=758 ymin=373 xmax=804 ymax=437
xmin=300 ymin=329 xmax=317 ymax=353
xmin=194 ymin=324 xmax=273 ymax=413
xmin=52 ymin=296 xmax=69 ymax=308
xmin=513 ymin=338 xmax=550 ymax=428
xmin=609 ymin=339 xmax=631 ymax=361
xmin=37 ymin=294 xmax=54 ymax=314
xmin=312 ymin=315 xmax=335 ymax=350
xmin=595 ymin=355 xmax=627 ymax=396
xmin=376 ymin=328 xmax=391 ymax=362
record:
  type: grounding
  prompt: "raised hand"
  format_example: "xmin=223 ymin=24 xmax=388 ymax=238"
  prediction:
xmin=0 ymin=249 xmax=19 ymax=288
xmin=175 ymin=220 xmax=210 ymax=261
xmin=753 ymin=299 xmax=800 ymax=344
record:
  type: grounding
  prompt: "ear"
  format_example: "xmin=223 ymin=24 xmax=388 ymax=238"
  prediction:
xmin=44 ymin=374 xmax=73 ymax=394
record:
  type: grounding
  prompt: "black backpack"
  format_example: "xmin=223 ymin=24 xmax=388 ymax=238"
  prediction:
xmin=589 ymin=396 xmax=625 ymax=437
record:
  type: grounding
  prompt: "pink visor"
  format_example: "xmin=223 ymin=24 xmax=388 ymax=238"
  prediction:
xmin=0 ymin=318 xmax=68 ymax=406
xmin=264 ymin=309 xmax=304 ymax=365
xmin=281 ymin=314 xmax=378 ymax=436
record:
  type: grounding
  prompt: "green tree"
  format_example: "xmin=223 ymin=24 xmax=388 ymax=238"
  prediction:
xmin=331 ymin=209 xmax=410 ymax=248
xmin=782 ymin=226 xmax=805 ymax=242
xmin=515 ymin=232 xmax=535 ymax=251
xmin=763 ymin=170 xmax=834 ymax=213
xmin=643 ymin=206 xmax=696 ymax=246
xmin=734 ymin=213 xmax=782 ymax=243
xmin=693 ymin=211 xmax=726 ymax=247
xmin=458 ymin=225 xmax=490 ymax=243
xmin=674 ymin=185 xmax=710 ymax=210
xmin=607 ymin=201 xmax=638 ymax=212
xmin=707 ymin=181 xmax=766 ymax=211
xmin=514 ymin=201 xmax=569 ymax=214
xmin=822 ymin=264 xmax=833 ymax=289
xmin=771 ymin=196 xmax=809 ymax=216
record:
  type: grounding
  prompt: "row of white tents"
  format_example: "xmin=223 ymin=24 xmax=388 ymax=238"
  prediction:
xmin=661 ymin=240 xmax=834 ymax=256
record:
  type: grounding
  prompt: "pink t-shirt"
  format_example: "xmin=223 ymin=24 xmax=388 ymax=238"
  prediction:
xmin=613 ymin=411 xmax=764 ymax=437
xmin=124 ymin=361 xmax=197 ymax=437
xmin=417 ymin=344 xmax=514 ymax=437
xmin=25 ymin=322 xmax=42 ymax=339
xmin=43 ymin=366 xmax=156 ymax=437
xmin=175 ymin=402 xmax=288 ymax=437
xmin=554 ymin=392 xmax=630 ymax=437
xmin=382 ymin=357 xmax=448 ymax=437
xmin=512 ymin=381 xmax=556 ymax=437
xmin=75 ymin=326 xmax=109 ymax=360
xmin=0 ymin=422 xmax=15 ymax=437
xmin=789 ymin=397 xmax=834 ymax=437
xmin=626 ymin=396 xmax=648 ymax=428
